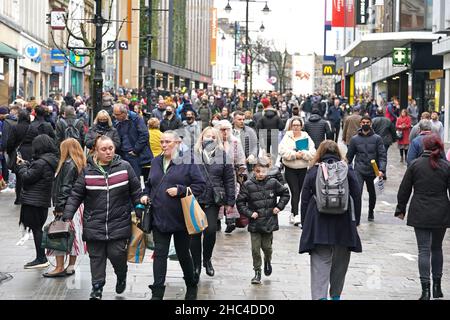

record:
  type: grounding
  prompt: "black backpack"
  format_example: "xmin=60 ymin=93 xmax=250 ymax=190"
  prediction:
xmin=60 ymin=118 xmax=81 ymax=141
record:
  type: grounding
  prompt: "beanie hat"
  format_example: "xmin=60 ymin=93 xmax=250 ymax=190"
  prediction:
xmin=0 ymin=106 xmax=9 ymax=115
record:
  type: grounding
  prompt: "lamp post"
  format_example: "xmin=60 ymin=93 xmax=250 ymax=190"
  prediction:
xmin=93 ymin=0 xmax=105 ymax=119
xmin=225 ymin=0 xmax=270 ymax=108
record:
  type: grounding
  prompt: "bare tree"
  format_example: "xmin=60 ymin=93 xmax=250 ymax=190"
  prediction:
xmin=266 ymin=47 xmax=290 ymax=93
xmin=49 ymin=0 xmax=127 ymax=89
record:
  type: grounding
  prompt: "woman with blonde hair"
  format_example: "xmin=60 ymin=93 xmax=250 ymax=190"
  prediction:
xmin=44 ymin=138 xmax=87 ymax=277
xmin=148 ymin=117 xmax=163 ymax=157
xmin=191 ymin=127 xmax=235 ymax=279
xmin=85 ymin=110 xmax=121 ymax=151
xmin=299 ymin=140 xmax=362 ymax=300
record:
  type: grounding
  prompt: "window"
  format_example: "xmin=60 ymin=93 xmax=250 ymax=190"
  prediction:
xmin=400 ymin=0 xmax=429 ymax=31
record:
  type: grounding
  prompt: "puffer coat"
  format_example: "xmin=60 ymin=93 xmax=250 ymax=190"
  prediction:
xmin=237 ymin=176 xmax=290 ymax=233
xmin=63 ymin=155 xmax=142 ymax=241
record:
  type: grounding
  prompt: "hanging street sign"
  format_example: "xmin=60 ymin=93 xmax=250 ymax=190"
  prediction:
xmin=392 ymin=48 xmax=411 ymax=66
xmin=49 ymin=9 xmax=66 ymax=30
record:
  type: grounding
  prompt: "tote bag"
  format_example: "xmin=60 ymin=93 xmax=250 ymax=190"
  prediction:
xmin=180 ymin=187 xmax=208 ymax=235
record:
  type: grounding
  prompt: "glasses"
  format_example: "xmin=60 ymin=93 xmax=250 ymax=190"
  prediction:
xmin=113 ymin=113 xmax=122 ymax=117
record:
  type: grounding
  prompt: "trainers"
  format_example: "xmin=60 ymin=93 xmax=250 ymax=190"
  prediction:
xmin=90 ymin=284 xmax=103 ymax=300
xmin=116 ymin=277 xmax=127 ymax=294
xmin=251 ymin=270 xmax=261 ymax=284
xmin=294 ymin=215 xmax=301 ymax=227
xmin=264 ymin=261 xmax=272 ymax=276
xmin=24 ymin=258 xmax=49 ymax=269
xmin=289 ymin=214 xmax=295 ymax=224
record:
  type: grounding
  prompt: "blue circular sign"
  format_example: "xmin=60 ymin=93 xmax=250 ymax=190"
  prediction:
xmin=24 ymin=43 xmax=41 ymax=60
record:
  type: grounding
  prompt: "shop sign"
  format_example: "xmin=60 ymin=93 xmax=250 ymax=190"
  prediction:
xmin=392 ymin=48 xmax=411 ymax=66
xmin=323 ymin=64 xmax=337 ymax=76
xmin=70 ymin=51 xmax=85 ymax=68
xmin=24 ymin=43 xmax=41 ymax=60
xmin=356 ymin=0 xmax=368 ymax=25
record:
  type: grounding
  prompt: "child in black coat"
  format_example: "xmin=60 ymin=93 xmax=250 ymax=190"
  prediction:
xmin=237 ymin=156 xmax=290 ymax=284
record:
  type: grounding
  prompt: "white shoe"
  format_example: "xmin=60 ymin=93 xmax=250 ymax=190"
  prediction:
xmin=289 ymin=214 xmax=295 ymax=224
xmin=294 ymin=215 xmax=301 ymax=227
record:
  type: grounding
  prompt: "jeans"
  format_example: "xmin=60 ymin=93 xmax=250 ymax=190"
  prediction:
xmin=190 ymin=205 xmax=219 ymax=267
xmin=251 ymin=232 xmax=273 ymax=271
xmin=414 ymin=228 xmax=447 ymax=284
xmin=86 ymin=239 xmax=128 ymax=286
xmin=356 ymin=172 xmax=376 ymax=214
xmin=284 ymin=167 xmax=307 ymax=216
xmin=152 ymin=228 xmax=195 ymax=287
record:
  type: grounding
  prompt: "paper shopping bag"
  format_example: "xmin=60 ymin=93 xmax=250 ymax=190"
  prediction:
xmin=127 ymin=222 xmax=146 ymax=263
xmin=180 ymin=187 xmax=208 ymax=235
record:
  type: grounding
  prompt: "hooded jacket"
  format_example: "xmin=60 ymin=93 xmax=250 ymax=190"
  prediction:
xmin=85 ymin=123 xmax=121 ymax=150
xmin=237 ymin=176 xmax=290 ymax=234
xmin=16 ymin=152 xmax=58 ymax=208
xmin=304 ymin=113 xmax=333 ymax=149
xmin=346 ymin=128 xmax=387 ymax=177
xmin=372 ymin=115 xmax=397 ymax=146
xmin=256 ymin=108 xmax=284 ymax=131
xmin=63 ymin=155 xmax=142 ymax=241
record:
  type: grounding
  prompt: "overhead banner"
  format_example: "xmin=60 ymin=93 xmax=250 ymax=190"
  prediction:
xmin=356 ymin=0 xmax=368 ymax=25
xmin=332 ymin=0 xmax=345 ymax=27
xmin=210 ymin=8 xmax=217 ymax=66
xmin=345 ymin=0 xmax=355 ymax=28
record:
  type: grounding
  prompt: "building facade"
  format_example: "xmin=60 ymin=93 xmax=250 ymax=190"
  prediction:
xmin=139 ymin=0 xmax=213 ymax=93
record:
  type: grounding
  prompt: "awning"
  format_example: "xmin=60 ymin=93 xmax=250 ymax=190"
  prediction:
xmin=342 ymin=32 xmax=441 ymax=58
xmin=0 ymin=42 xmax=23 ymax=59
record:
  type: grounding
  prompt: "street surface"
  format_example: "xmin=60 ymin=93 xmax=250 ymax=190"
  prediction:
xmin=0 ymin=142 xmax=449 ymax=300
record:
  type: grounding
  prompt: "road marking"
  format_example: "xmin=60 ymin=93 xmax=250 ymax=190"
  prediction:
xmin=391 ymin=253 xmax=417 ymax=261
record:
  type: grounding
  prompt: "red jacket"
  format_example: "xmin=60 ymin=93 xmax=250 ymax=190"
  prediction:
xmin=396 ymin=115 xmax=411 ymax=145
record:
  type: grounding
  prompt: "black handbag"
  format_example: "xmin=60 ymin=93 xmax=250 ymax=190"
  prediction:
xmin=201 ymin=163 xmax=225 ymax=206
xmin=136 ymin=204 xmax=152 ymax=233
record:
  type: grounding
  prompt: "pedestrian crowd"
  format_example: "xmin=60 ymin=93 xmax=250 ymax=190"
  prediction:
xmin=0 ymin=88 xmax=449 ymax=301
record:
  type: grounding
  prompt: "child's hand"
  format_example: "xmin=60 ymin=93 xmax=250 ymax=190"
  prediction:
xmin=273 ymin=208 xmax=280 ymax=215
xmin=251 ymin=212 xmax=258 ymax=219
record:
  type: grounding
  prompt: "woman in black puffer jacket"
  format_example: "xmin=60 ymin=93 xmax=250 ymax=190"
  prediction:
xmin=191 ymin=127 xmax=236 ymax=280
xmin=63 ymin=135 xmax=142 ymax=300
xmin=85 ymin=110 xmax=121 ymax=151
xmin=7 ymin=110 xmax=39 ymax=204
xmin=16 ymin=134 xmax=58 ymax=269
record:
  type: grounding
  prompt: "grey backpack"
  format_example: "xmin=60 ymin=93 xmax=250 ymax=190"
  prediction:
xmin=315 ymin=160 xmax=349 ymax=214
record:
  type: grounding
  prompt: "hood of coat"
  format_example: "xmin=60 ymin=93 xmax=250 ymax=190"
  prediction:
xmin=308 ymin=114 xmax=322 ymax=122
xmin=320 ymin=154 xmax=341 ymax=164
xmin=263 ymin=108 xmax=278 ymax=119
xmin=38 ymin=153 xmax=59 ymax=171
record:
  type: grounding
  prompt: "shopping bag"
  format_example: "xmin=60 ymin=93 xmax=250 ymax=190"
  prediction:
xmin=373 ymin=176 xmax=384 ymax=195
xmin=145 ymin=232 xmax=155 ymax=250
xmin=127 ymin=222 xmax=146 ymax=263
xmin=180 ymin=187 xmax=208 ymax=235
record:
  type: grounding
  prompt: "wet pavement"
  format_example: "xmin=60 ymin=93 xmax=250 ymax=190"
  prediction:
xmin=0 ymin=142 xmax=449 ymax=300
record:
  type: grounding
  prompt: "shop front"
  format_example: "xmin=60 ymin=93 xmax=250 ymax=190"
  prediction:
xmin=0 ymin=42 xmax=21 ymax=105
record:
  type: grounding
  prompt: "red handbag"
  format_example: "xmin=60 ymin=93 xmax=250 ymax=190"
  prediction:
xmin=235 ymin=213 xmax=249 ymax=228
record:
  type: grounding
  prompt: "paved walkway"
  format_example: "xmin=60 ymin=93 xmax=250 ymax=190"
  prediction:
xmin=0 ymin=143 xmax=449 ymax=300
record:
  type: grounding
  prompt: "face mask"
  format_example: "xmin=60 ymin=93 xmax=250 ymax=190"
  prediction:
xmin=186 ymin=117 xmax=194 ymax=122
xmin=166 ymin=111 xmax=172 ymax=116
xmin=362 ymin=124 xmax=371 ymax=131
xmin=202 ymin=139 xmax=216 ymax=150
xmin=293 ymin=110 xmax=299 ymax=116
xmin=244 ymin=119 xmax=252 ymax=125
xmin=98 ymin=121 xmax=109 ymax=127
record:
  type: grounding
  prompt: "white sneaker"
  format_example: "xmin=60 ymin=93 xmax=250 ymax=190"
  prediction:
xmin=294 ymin=215 xmax=301 ymax=227
xmin=289 ymin=214 xmax=295 ymax=224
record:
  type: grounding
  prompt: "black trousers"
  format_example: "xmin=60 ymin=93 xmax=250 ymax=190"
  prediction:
xmin=152 ymin=228 xmax=195 ymax=287
xmin=190 ymin=205 xmax=219 ymax=267
xmin=284 ymin=167 xmax=308 ymax=216
xmin=356 ymin=172 xmax=376 ymax=214
xmin=332 ymin=122 xmax=340 ymax=142
xmin=86 ymin=239 xmax=128 ymax=287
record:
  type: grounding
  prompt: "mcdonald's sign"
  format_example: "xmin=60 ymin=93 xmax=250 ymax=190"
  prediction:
xmin=322 ymin=65 xmax=336 ymax=75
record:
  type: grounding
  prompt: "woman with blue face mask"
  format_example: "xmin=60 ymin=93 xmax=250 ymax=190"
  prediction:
xmin=191 ymin=127 xmax=236 ymax=281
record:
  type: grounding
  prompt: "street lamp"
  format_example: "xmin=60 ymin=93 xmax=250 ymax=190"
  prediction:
xmin=259 ymin=23 xmax=265 ymax=32
xmin=224 ymin=0 xmax=270 ymax=109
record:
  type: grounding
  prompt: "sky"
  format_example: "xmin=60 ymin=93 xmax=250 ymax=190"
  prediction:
xmin=214 ymin=0 xmax=326 ymax=55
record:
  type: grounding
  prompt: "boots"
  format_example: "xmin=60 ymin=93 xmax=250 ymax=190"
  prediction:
xmin=251 ymin=270 xmax=261 ymax=284
xmin=433 ymin=278 xmax=444 ymax=299
xmin=184 ymin=277 xmax=198 ymax=300
xmin=419 ymin=282 xmax=430 ymax=300
xmin=204 ymin=260 xmax=215 ymax=277
xmin=149 ymin=284 xmax=166 ymax=300
xmin=116 ymin=274 xmax=127 ymax=294
xmin=90 ymin=283 xmax=104 ymax=300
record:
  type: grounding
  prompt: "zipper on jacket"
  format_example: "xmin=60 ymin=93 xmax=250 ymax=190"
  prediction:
xmin=105 ymin=172 xmax=109 ymax=240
